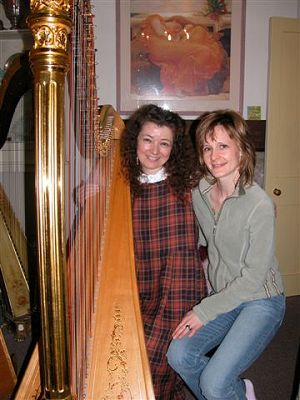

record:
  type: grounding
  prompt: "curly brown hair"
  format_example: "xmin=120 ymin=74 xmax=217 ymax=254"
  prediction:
xmin=120 ymin=104 xmax=202 ymax=201
xmin=195 ymin=109 xmax=256 ymax=186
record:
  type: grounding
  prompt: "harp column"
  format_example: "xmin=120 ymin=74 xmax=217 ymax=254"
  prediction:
xmin=27 ymin=2 xmax=73 ymax=400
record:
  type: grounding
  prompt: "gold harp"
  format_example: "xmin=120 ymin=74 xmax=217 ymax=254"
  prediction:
xmin=0 ymin=1 xmax=155 ymax=399
xmin=0 ymin=50 xmax=33 ymax=336
xmin=0 ymin=45 xmax=36 ymax=398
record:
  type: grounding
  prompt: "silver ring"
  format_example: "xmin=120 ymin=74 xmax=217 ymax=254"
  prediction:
xmin=185 ymin=324 xmax=191 ymax=331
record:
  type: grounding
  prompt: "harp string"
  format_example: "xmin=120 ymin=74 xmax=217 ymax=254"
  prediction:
xmin=67 ymin=1 xmax=113 ymax=397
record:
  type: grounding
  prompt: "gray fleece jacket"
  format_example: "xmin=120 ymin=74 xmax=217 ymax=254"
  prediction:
xmin=192 ymin=178 xmax=284 ymax=325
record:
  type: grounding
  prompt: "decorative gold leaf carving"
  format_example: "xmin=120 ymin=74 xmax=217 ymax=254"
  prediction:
xmin=103 ymin=306 xmax=132 ymax=399
xmin=31 ymin=25 xmax=68 ymax=50
xmin=31 ymin=0 xmax=70 ymax=14
xmin=95 ymin=113 xmax=113 ymax=157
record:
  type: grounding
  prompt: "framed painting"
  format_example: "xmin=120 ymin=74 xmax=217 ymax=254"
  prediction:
xmin=116 ymin=0 xmax=245 ymax=117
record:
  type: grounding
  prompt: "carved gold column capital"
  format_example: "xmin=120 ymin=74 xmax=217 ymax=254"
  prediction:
xmin=30 ymin=0 xmax=70 ymax=15
xmin=29 ymin=19 xmax=70 ymax=51
xmin=28 ymin=2 xmax=71 ymax=60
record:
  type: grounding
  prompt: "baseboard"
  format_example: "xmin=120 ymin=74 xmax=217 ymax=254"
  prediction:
xmin=283 ymin=273 xmax=300 ymax=296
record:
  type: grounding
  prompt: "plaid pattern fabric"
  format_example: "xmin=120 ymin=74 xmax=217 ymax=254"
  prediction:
xmin=132 ymin=180 xmax=207 ymax=399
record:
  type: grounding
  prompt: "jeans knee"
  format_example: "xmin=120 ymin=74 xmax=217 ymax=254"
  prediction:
xmin=200 ymin=368 xmax=222 ymax=399
xmin=199 ymin=369 xmax=210 ymax=398
xmin=166 ymin=339 xmax=189 ymax=373
xmin=200 ymin=369 xmax=240 ymax=400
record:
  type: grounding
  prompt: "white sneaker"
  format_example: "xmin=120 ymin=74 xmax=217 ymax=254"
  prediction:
xmin=244 ymin=379 xmax=257 ymax=400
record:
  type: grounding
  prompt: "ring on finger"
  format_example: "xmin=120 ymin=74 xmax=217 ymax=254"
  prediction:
xmin=185 ymin=324 xmax=192 ymax=331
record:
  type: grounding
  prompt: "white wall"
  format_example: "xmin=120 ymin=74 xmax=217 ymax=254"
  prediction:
xmin=93 ymin=1 xmax=117 ymax=108
xmin=93 ymin=0 xmax=299 ymax=119
xmin=243 ymin=0 xmax=299 ymax=119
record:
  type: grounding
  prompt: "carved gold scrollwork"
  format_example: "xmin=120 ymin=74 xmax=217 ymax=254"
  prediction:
xmin=31 ymin=25 xmax=68 ymax=50
xmin=94 ymin=105 xmax=125 ymax=156
xmin=30 ymin=0 xmax=70 ymax=14
xmin=94 ymin=106 xmax=114 ymax=157
xmin=103 ymin=305 xmax=132 ymax=400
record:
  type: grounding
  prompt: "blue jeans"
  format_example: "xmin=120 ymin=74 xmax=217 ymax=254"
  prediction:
xmin=167 ymin=295 xmax=285 ymax=400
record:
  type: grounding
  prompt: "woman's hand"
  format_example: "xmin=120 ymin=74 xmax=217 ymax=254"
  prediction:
xmin=172 ymin=310 xmax=203 ymax=339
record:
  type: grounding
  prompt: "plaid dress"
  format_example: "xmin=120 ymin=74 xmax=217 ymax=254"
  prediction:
xmin=132 ymin=180 xmax=207 ymax=399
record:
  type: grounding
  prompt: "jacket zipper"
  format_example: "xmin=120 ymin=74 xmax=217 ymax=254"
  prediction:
xmin=203 ymin=193 xmax=226 ymax=276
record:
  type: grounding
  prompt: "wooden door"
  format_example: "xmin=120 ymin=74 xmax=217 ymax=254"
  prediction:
xmin=265 ymin=17 xmax=300 ymax=296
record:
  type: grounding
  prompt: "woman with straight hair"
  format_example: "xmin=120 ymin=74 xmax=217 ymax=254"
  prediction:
xmin=167 ymin=109 xmax=285 ymax=400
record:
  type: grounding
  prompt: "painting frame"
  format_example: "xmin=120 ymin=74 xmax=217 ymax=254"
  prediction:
xmin=116 ymin=0 xmax=245 ymax=118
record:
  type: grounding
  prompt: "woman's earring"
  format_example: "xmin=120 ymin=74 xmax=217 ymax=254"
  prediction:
xmin=136 ymin=156 xmax=140 ymax=165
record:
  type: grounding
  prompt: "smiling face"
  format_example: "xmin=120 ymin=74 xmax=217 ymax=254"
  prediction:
xmin=137 ymin=121 xmax=174 ymax=175
xmin=202 ymin=124 xmax=241 ymax=182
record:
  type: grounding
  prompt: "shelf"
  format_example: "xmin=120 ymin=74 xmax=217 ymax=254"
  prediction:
xmin=0 ymin=29 xmax=32 ymax=40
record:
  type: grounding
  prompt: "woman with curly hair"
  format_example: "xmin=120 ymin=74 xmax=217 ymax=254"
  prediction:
xmin=121 ymin=104 xmax=207 ymax=399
